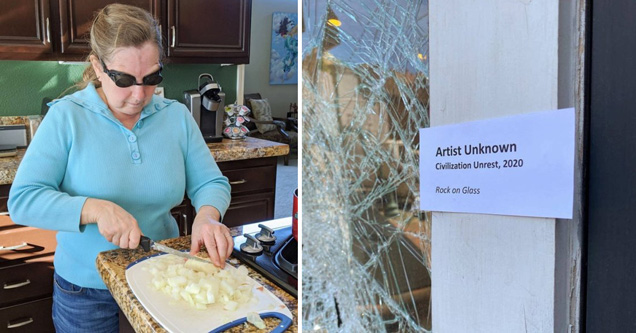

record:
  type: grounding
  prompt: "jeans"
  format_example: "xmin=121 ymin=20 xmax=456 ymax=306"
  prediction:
xmin=52 ymin=271 xmax=119 ymax=333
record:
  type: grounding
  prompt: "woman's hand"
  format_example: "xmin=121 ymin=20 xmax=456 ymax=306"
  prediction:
xmin=81 ymin=198 xmax=142 ymax=249
xmin=190 ymin=206 xmax=233 ymax=268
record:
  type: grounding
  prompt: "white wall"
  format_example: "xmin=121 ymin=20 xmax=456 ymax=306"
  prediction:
xmin=430 ymin=1 xmax=566 ymax=332
xmin=244 ymin=0 xmax=298 ymax=118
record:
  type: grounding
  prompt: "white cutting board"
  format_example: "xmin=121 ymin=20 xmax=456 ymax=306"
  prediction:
xmin=126 ymin=253 xmax=293 ymax=333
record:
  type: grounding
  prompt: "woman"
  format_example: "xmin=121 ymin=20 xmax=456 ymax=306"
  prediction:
xmin=8 ymin=4 xmax=232 ymax=332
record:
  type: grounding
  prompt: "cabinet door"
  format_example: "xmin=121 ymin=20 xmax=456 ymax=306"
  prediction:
xmin=223 ymin=192 xmax=274 ymax=228
xmin=167 ymin=0 xmax=251 ymax=63
xmin=0 ymin=0 xmax=52 ymax=55
xmin=58 ymin=0 xmax=160 ymax=55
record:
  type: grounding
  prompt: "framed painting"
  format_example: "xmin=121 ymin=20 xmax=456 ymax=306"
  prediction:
xmin=269 ymin=12 xmax=298 ymax=85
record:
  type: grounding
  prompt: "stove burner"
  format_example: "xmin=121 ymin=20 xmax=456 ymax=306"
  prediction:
xmin=239 ymin=234 xmax=263 ymax=255
xmin=255 ymin=224 xmax=276 ymax=244
xmin=233 ymin=226 xmax=297 ymax=298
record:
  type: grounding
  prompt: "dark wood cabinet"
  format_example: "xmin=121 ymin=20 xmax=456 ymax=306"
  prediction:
xmin=0 ymin=0 xmax=52 ymax=55
xmin=0 ymin=0 xmax=251 ymax=63
xmin=223 ymin=192 xmax=274 ymax=227
xmin=218 ymin=156 xmax=277 ymax=228
xmin=0 ymin=298 xmax=54 ymax=332
xmin=58 ymin=0 xmax=159 ymax=55
xmin=0 ymin=215 xmax=56 ymax=333
xmin=166 ymin=0 xmax=251 ymax=63
xmin=176 ymin=156 xmax=278 ymax=232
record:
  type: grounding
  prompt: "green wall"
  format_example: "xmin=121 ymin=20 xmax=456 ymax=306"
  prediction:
xmin=0 ymin=60 xmax=237 ymax=116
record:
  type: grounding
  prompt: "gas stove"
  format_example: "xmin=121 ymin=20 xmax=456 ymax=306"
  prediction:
xmin=232 ymin=218 xmax=298 ymax=298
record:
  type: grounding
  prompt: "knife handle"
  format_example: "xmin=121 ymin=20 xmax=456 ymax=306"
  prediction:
xmin=140 ymin=235 xmax=152 ymax=252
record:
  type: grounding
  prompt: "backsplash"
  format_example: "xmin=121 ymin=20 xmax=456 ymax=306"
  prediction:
xmin=0 ymin=61 xmax=238 ymax=117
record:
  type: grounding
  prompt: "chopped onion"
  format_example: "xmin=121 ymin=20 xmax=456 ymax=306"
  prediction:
xmin=144 ymin=254 xmax=255 ymax=311
xmin=246 ymin=312 xmax=266 ymax=329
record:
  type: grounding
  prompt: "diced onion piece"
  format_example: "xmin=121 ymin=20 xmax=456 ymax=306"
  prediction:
xmin=180 ymin=290 xmax=194 ymax=305
xmin=224 ymin=300 xmax=238 ymax=311
xmin=246 ymin=312 xmax=266 ymax=329
xmin=152 ymin=277 xmax=166 ymax=290
xmin=184 ymin=259 xmax=219 ymax=275
xmin=220 ymin=280 xmax=235 ymax=297
xmin=236 ymin=265 xmax=249 ymax=278
xmin=167 ymin=276 xmax=187 ymax=288
xmin=194 ymin=293 xmax=208 ymax=305
xmin=185 ymin=283 xmax=201 ymax=294
xmin=216 ymin=270 xmax=230 ymax=279
xmin=206 ymin=289 xmax=216 ymax=304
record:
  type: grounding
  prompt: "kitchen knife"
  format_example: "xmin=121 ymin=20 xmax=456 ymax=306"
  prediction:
xmin=139 ymin=235 xmax=211 ymax=264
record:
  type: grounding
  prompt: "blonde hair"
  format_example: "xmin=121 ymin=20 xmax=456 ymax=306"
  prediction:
xmin=75 ymin=4 xmax=164 ymax=91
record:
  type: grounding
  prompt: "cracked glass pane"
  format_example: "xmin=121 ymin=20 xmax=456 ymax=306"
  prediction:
xmin=302 ymin=0 xmax=431 ymax=331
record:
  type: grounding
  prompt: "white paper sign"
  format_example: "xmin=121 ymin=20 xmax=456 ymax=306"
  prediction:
xmin=419 ymin=108 xmax=575 ymax=218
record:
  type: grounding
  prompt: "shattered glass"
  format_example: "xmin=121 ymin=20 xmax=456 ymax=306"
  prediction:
xmin=302 ymin=0 xmax=431 ymax=331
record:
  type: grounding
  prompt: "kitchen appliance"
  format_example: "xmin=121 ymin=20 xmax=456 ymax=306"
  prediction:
xmin=0 ymin=125 xmax=27 ymax=148
xmin=0 ymin=145 xmax=17 ymax=157
xmin=232 ymin=218 xmax=298 ymax=298
xmin=183 ymin=74 xmax=225 ymax=143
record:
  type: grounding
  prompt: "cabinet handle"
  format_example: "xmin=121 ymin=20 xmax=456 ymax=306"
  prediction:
xmin=4 ymin=279 xmax=31 ymax=289
xmin=7 ymin=317 xmax=33 ymax=329
xmin=171 ymin=26 xmax=176 ymax=47
xmin=182 ymin=213 xmax=188 ymax=235
xmin=0 ymin=242 xmax=27 ymax=251
xmin=229 ymin=179 xmax=247 ymax=185
xmin=159 ymin=24 xmax=162 ymax=36
xmin=45 ymin=17 xmax=50 ymax=43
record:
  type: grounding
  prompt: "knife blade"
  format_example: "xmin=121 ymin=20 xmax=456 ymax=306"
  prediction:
xmin=139 ymin=235 xmax=211 ymax=264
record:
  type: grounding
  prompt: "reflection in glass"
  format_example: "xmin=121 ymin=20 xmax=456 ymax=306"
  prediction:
xmin=302 ymin=0 xmax=431 ymax=331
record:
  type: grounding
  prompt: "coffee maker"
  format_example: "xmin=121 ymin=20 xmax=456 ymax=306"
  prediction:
xmin=184 ymin=74 xmax=225 ymax=143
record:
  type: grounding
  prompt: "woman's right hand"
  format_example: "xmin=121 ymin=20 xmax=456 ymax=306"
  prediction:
xmin=81 ymin=198 xmax=142 ymax=249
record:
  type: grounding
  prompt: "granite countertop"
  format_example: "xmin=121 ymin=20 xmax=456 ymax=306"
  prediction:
xmin=0 ymin=149 xmax=25 ymax=186
xmin=96 ymin=235 xmax=298 ymax=333
xmin=0 ymin=137 xmax=289 ymax=185
xmin=208 ymin=137 xmax=289 ymax=163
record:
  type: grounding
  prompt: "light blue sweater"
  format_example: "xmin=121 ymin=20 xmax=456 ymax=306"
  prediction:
xmin=8 ymin=84 xmax=231 ymax=289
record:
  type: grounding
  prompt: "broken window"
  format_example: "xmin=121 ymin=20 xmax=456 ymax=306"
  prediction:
xmin=302 ymin=0 xmax=431 ymax=331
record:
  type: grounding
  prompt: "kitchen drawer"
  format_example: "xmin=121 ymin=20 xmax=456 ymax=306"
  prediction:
xmin=0 ymin=297 xmax=54 ymax=332
xmin=224 ymin=192 xmax=275 ymax=227
xmin=218 ymin=156 xmax=278 ymax=193
xmin=0 ymin=227 xmax=57 ymax=262
xmin=223 ymin=165 xmax=276 ymax=194
xmin=0 ymin=256 xmax=54 ymax=307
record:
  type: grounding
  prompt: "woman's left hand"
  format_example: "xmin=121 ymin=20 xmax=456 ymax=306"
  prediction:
xmin=190 ymin=206 xmax=233 ymax=268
